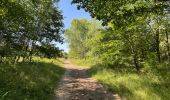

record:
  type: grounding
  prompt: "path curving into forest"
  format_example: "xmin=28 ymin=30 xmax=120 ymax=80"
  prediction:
xmin=55 ymin=60 xmax=121 ymax=100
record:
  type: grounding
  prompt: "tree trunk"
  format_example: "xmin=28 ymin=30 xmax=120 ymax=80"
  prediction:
xmin=166 ymin=29 xmax=170 ymax=62
xmin=156 ymin=31 xmax=161 ymax=62
xmin=133 ymin=53 xmax=140 ymax=72
xmin=141 ymin=48 xmax=146 ymax=60
xmin=29 ymin=54 xmax=33 ymax=62
xmin=15 ymin=56 xmax=20 ymax=63
xmin=22 ymin=56 xmax=26 ymax=62
xmin=125 ymin=35 xmax=141 ymax=72
xmin=22 ymin=44 xmax=29 ymax=62
xmin=0 ymin=55 xmax=2 ymax=63
xmin=13 ymin=56 xmax=17 ymax=64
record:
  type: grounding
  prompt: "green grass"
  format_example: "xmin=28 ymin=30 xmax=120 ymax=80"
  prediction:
xmin=70 ymin=58 xmax=92 ymax=67
xmin=0 ymin=57 xmax=65 ymax=100
xmin=88 ymin=64 xmax=170 ymax=100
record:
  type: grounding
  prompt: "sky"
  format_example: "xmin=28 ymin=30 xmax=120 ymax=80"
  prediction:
xmin=56 ymin=0 xmax=91 ymax=53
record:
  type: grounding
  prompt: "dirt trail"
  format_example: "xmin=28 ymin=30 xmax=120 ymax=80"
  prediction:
xmin=55 ymin=60 xmax=121 ymax=100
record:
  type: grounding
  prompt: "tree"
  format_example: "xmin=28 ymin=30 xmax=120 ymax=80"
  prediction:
xmin=0 ymin=0 xmax=64 ymax=63
xmin=65 ymin=19 xmax=103 ymax=60
xmin=71 ymin=0 xmax=170 ymax=71
xmin=72 ymin=0 xmax=169 ymax=25
xmin=65 ymin=19 xmax=89 ymax=59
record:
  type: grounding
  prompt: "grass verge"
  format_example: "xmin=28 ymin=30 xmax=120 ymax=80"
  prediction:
xmin=0 ymin=57 xmax=65 ymax=100
xmin=88 ymin=64 xmax=170 ymax=100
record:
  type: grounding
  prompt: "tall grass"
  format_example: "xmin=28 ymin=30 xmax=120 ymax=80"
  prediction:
xmin=70 ymin=58 xmax=93 ymax=67
xmin=88 ymin=64 xmax=170 ymax=100
xmin=0 ymin=57 xmax=65 ymax=100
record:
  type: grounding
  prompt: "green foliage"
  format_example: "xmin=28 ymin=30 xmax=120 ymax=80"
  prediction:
xmin=67 ymin=1 xmax=170 ymax=99
xmin=0 ymin=0 xmax=64 ymax=63
xmin=35 ymin=43 xmax=63 ymax=59
xmin=65 ymin=19 xmax=103 ymax=60
xmin=0 ymin=57 xmax=65 ymax=100
xmin=72 ymin=0 xmax=169 ymax=25
xmin=67 ymin=3 xmax=170 ymax=71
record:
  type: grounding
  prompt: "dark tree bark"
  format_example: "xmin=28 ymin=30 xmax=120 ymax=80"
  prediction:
xmin=16 ymin=56 xmax=20 ymax=63
xmin=165 ymin=29 xmax=170 ymax=62
xmin=0 ymin=55 xmax=2 ymax=63
xmin=133 ymin=53 xmax=140 ymax=72
xmin=125 ymin=36 xmax=140 ymax=72
xmin=155 ymin=31 xmax=161 ymax=62
xmin=141 ymin=48 xmax=146 ymax=60
xmin=29 ymin=52 xmax=33 ymax=62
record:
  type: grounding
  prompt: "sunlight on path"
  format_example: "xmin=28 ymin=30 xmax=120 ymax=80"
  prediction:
xmin=55 ymin=60 xmax=121 ymax=100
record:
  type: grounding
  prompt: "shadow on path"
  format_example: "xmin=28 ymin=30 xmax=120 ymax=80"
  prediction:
xmin=55 ymin=60 xmax=121 ymax=100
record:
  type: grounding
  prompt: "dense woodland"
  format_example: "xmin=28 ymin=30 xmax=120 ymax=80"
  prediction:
xmin=0 ymin=0 xmax=66 ymax=99
xmin=0 ymin=0 xmax=64 ymax=63
xmin=65 ymin=0 xmax=170 ymax=99
xmin=68 ymin=0 xmax=170 ymax=71
xmin=0 ymin=0 xmax=170 ymax=99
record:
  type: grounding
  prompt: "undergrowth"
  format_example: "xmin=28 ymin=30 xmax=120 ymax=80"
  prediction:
xmin=88 ymin=63 xmax=170 ymax=100
xmin=0 ymin=57 xmax=65 ymax=100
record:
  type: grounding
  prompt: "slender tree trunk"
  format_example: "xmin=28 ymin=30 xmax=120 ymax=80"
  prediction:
xmin=0 ymin=55 xmax=2 ymax=63
xmin=13 ymin=56 xmax=17 ymax=64
xmin=29 ymin=41 xmax=36 ymax=62
xmin=133 ymin=53 xmax=140 ymax=72
xmin=23 ymin=44 xmax=29 ymax=62
xmin=141 ymin=48 xmax=146 ymax=60
xmin=156 ymin=30 xmax=161 ymax=62
xmin=166 ymin=29 xmax=170 ymax=62
xmin=126 ymin=37 xmax=140 ymax=72
xmin=29 ymin=54 xmax=33 ymax=62
xmin=16 ymin=56 xmax=20 ymax=63
xmin=22 ymin=56 xmax=26 ymax=62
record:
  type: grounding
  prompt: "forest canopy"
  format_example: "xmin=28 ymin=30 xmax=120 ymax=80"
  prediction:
xmin=69 ymin=0 xmax=170 ymax=71
xmin=0 ymin=0 xmax=64 ymax=63
xmin=65 ymin=1 xmax=170 ymax=99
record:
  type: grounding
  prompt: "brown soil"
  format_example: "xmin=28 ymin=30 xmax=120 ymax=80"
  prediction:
xmin=55 ymin=60 xmax=121 ymax=100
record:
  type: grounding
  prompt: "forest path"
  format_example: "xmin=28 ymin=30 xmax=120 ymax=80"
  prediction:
xmin=55 ymin=60 xmax=121 ymax=100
